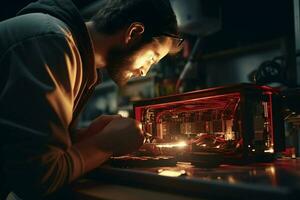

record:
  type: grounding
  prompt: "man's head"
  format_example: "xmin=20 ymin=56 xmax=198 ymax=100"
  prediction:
xmin=90 ymin=0 xmax=182 ymax=86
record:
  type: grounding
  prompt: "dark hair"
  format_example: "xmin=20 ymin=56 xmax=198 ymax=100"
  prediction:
xmin=91 ymin=0 xmax=179 ymax=39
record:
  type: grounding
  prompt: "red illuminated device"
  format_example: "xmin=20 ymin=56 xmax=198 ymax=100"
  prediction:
xmin=133 ymin=84 xmax=285 ymax=161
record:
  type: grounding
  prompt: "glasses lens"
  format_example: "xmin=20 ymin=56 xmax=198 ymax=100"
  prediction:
xmin=169 ymin=36 xmax=184 ymax=53
xmin=153 ymin=33 xmax=184 ymax=53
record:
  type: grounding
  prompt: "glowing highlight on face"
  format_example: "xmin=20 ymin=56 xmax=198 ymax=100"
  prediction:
xmin=130 ymin=38 xmax=173 ymax=79
xmin=106 ymin=37 xmax=174 ymax=87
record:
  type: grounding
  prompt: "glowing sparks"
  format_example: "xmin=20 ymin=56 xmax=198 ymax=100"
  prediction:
xmin=156 ymin=141 xmax=187 ymax=148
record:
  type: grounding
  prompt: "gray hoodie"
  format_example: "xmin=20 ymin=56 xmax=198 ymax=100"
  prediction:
xmin=0 ymin=0 xmax=100 ymax=199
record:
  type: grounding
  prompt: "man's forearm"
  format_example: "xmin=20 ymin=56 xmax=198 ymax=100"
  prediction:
xmin=73 ymin=137 xmax=112 ymax=173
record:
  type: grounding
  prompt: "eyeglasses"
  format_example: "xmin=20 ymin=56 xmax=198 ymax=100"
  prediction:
xmin=161 ymin=32 xmax=184 ymax=47
xmin=151 ymin=32 xmax=184 ymax=53
xmin=156 ymin=32 xmax=184 ymax=54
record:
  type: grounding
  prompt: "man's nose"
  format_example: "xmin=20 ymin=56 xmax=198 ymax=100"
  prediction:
xmin=141 ymin=65 xmax=152 ymax=76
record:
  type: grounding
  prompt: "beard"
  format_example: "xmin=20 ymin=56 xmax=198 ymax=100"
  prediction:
xmin=105 ymin=46 xmax=134 ymax=87
xmin=105 ymin=39 xmax=149 ymax=87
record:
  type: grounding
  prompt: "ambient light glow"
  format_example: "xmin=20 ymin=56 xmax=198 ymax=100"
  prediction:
xmin=117 ymin=110 xmax=130 ymax=118
xmin=155 ymin=141 xmax=188 ymax=148
xmin=264 ymin=148 xmax=274 ymax=153
xmin=158 ymin=169 xmax=186 ymax=177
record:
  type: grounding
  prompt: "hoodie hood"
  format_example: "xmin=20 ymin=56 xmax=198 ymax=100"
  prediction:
xmin=17 ymin=0 xmax=97 ymax=87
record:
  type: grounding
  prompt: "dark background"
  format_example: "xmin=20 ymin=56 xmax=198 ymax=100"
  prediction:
xmin=0 ymin=0 xmax=94 ymax=21
xmin=0 ymin=0 xmax=293 ymax=53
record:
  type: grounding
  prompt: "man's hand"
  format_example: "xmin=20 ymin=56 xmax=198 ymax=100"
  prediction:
xmin=73 ymin=116 xmax=144 ymax=172
xmin=93 ymin=117 xmax=144 ymax=155
xmin=75 ymin=115 xmax=122 ymax=142
xmin=87 ymin=115 xmax=122 ymax=135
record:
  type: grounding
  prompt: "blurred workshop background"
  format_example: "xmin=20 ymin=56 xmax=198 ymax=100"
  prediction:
xmin=1 ymin=0 xmax=299 ymax=156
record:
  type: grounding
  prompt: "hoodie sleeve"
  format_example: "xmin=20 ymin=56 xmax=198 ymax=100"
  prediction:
xmin=0 ymin=33 xmax=85 ymax=198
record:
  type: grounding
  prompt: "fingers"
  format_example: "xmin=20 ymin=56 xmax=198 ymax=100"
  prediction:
xmin=95 ymin=117 xmax=144 ymax=155
xmin=87 ymin=115 xmax=123 ymax=135
xmin=93 ymin=115 xmax=123 ymax=123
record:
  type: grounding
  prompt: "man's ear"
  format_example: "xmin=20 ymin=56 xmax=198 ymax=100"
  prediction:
xmin=125 ymin=22 xmax=145 ymax=44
